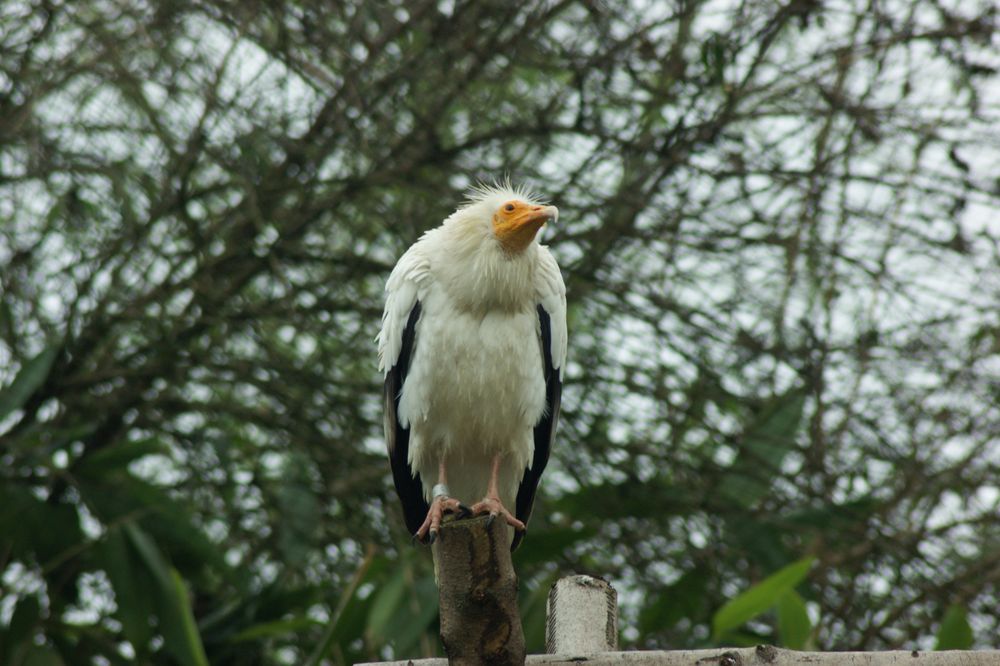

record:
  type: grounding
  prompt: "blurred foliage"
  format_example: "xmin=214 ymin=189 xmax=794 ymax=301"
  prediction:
xmin=712 ymin=556 xmax=815 ymax=644
xmin=2 ymin=0 xmax=999 ymax=663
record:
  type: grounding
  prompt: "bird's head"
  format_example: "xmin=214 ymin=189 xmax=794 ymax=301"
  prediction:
xmin=491 ymin=199 xmax=559 ymax=255
xmin=451 ymin=182 xmax=558 ymax=256
xmin=437 ymin=182 xmax=556 ymax=311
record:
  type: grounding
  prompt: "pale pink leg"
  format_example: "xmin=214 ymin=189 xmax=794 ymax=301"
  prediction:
xmin=470 ymin=454 xmax=525 ymax=531
xmin=414 ymin=460 xmax=471 ymax=544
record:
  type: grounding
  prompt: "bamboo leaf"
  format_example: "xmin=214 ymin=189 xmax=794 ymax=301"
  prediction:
xmin=365 ymin=564 xmax=407 ymax=642
xmin=123 ymin=524 xmax=209 ymax=666
xmin=520 ymin=572 xmax=559 ymax=653
xmin=712 ymin=555 xmax=815 ymax=640
xmin=99 ymin=527 xmax=155 ymax=650
xmin=74 ymin=438 xmax=167 ymax=475
xmin=0 ymin=487 xmax=83 ymax=567
xmin=513 ymin=526 xmax=597 ymax=568
xmin=273 ymin=452 xmax=322 ymax=568
xmin=305 ymin=545 xmax=377 ymax=666
xmin=553 ymin=477 xmax=691 ymax=520
xmin=719 ymin=390 xmax=806 ymax=508
xmin=0 ymin=346 xmax=59 ymax=421
xmin=229 ymin=616 xmax=322 ymax=643
xmin=776 ymin=590 xmax=811 ymax=649
xmin=390 ymin=576 xmax=439 ymax=656
xmin=639 ymin=566 xmax=710 ymax=634
xmin=16 ymin=645 xmax=65 ymax=666
xmin=165 ymin=568 xmax=211 ymax=666
xmin=935 ymin=604 xmax=973 ymax=650
xmin=79 ymin=474 xmax=230 ymax=579
xmin=3 ymin=595 xmax=41 ymax=664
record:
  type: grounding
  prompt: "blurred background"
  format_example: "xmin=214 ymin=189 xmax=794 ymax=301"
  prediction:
xmin=1 ymin=0 xmax=999 ymax=664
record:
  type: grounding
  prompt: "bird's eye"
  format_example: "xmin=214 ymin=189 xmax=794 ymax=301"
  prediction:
xmin=504 ymin=204 xmax=515 ymax=212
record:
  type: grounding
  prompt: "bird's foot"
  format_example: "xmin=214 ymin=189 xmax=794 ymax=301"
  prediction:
xmin=414 ymin=496 xmax=471 ymax=544
xmin=470 ymin=496 xmax=526 ymax=532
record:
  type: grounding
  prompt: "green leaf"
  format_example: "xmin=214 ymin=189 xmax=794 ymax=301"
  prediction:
xmin=513 ymin=526 xmax=597 ymax=568
xmin=37 ymin=502 xmax=85 ymax=569
xmin=273 ymin=453 xmax=322 ymax=568
xmin=719 ymin=628 xmax=771 ymax=647
xmin=784 ymin=496 xmax=879 ymax=532
xmin=718 ymin=390 xmax=806 ymax=508
xmin=639 ymin=566 xmax=710 ymax=634
xmin=202 ymin=582 xmax=322 ymax=645
xmin=16 ymin=645 xmax=65 ymax=666
xmin=701 ymin=34 xmax=727 ymax=84
xmin=712 ymin=555 xmax=815 ymax=641
xmin=553 ymin=477 xmax=692 ymax=521
xmin=327 ymin=555 xmax=390 ymax=648
xmin=520 ymin=573 xmax=559 ymax=653
xmin=0 ymin=487 xmax=83 ymax=568
xmin=723 ymin=515 xmax=797 ymax=575
xmin=390 ymin=576 xmax=439 ymax=656
xmin=99 ymin=527 xmax=155 ymax=649
xmin=0 ymin=487 xmax=41 ymax=562
xmin=0 ymin=299 xmax=13 ymax=333
xmin=123 ymin=524 xmax=209 ymax=666
xmin=365 ymin=565 xmax=407 ymax=642
xmin=74 ymin=438 xmax=167 ymax=475
xmin=8 ymin=596 xmax=40 ymax=642
xmin=77 ymin=473 xmax=230 ymax=580
xmin=305 ymin=547 xmax=379 ymax=666
xmin=935 ymin=604 xmax=973 ymax=650
xmin=747 ymin=392 xmax=807 ymax=467
xmin=5 ymin=421 xmax=98 ymax=456
xmin=3 ymin=595 xmax=41 ymax=663
xmin=776 ymin=590 xmax=811 ymax=649
xmin=166 ymin=569 xmax=212 ymax=663
xmin=229 ymin=616 xmax=322 ymax=643
xmin=0 ymin=346 xmax=59 ymax=421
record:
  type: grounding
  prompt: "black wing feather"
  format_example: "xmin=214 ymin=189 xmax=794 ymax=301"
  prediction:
xmin=384 ymin=301 xmax=429 ymax=536
xmin=512 ymin=304 xmax=562 ymax=550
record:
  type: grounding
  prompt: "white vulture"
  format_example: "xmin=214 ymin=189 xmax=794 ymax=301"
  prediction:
xmin=377 ymin=183 xmax=567 ymax=550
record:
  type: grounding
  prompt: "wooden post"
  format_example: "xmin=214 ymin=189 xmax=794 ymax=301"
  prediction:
xmin=360 ymin=648 xmax=1000 ymax=665
xmin=432 ymin=515 xmax=525 ymax=665
xmin=545 ymin=575 xmax=618 ymax=654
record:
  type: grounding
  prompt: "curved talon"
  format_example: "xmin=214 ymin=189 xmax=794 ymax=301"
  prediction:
xmin=470 ymin=496 xmax=525 ymax=532
xmin=414 ymin=495 xmax=467 ymax=544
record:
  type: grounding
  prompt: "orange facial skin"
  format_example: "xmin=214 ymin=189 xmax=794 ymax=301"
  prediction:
xmin=492 ymin=200 xmax=558 ymax=254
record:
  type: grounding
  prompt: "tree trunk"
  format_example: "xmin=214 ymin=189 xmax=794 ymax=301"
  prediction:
xmin=433 ymin=515 xmax=525 ymax=665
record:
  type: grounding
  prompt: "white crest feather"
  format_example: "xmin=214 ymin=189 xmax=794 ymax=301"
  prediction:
xmin=463 ymin=178 xmax=545 ymax=207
